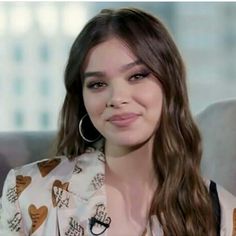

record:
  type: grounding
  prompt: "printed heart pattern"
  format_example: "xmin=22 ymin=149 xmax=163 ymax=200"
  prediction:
xmin=91 ymin=173 xmax=105 ymax=191
xmin=6 ymin=186 xmax=18 ymax=204
xmin=7 ymin=212 xmax=22 ymax=232
xmin=233 ymin=208 xmax=236 ymax=236
xmin=98 ymin=152 xmax=105 ymax=163
xmin=37 ymin=158 xmax=61 ymax=177
xmin=90 ymin=204 xmax=111 ymax=235
xmin=16 ymin=175 xmax=32 ymax=198
xmin=73 ymin=164 xmax=82 ymax=174
xmin=28 ymin=204 xmax=48 ymax=234
xmin=52 ymin=180 xmax=69 ymax=207
xmin=65 ymin=217 xmax=84 ymax=236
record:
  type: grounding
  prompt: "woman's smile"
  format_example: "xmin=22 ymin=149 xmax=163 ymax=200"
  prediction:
xmin=107 ymin=113 xmax=141 ymax=128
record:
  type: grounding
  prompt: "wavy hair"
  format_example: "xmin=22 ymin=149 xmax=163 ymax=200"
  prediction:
xmin=56 ymin=8 xmax=216 ymax=235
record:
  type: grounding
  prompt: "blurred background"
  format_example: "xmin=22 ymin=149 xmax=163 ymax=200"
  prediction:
xmin=0 ymin=2 xmax=236 ymax=131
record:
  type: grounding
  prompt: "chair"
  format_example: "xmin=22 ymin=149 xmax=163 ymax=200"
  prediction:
xmin=196 ymin=99 xmax=236 ymax=195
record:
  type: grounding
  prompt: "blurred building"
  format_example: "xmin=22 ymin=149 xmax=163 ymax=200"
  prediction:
xmin=0 ymin=2 xmax=236 ymax=131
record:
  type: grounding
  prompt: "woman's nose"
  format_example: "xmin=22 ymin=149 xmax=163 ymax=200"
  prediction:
xmin=106 ymin=85 xmax=130 ymax=108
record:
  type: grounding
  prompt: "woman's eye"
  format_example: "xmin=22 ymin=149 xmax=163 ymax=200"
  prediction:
xmin=86 ymin=81 xmax=106 ymax=90
xmin=129 ymin=71 xmax=150 ymax=81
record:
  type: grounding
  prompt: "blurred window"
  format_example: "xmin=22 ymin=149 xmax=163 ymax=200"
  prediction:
xmin=40 ymin=43 xmax=49 ymax=62
xmin=13 ymin=76 xmax=24 ymax=95
xmin=13 ymin=44 xmax=23 ymax=62
xmin=14 ymin=110 xmax=24 ymax=127
xmin=0 ymin=8 xmax=6 ymax=34
xmin=39 ymin=112 xmax=50 ymax=128
xmin=40 ymin=76 xmax=50 ymax=96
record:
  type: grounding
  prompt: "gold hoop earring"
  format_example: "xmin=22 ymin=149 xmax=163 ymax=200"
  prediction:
xmin=79 ymin=114 xmax=101 ymax=143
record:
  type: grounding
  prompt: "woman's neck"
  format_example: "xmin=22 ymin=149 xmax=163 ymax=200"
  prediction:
xmin=104 ymin=137 xmax=157 ymax=232
xmin=104 ymin=137 xmax=156 ymax=187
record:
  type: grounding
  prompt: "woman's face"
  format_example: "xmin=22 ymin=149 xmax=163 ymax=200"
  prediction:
xmin=82 ymin=37 xmax=163 ymax=148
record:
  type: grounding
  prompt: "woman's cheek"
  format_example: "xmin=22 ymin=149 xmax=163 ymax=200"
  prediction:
xmin=85 ymin=95 xmax=106 ymax=116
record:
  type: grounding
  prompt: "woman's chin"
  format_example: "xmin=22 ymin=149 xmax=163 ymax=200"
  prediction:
xmin=106 ymin=136 xmax=151 ymax=149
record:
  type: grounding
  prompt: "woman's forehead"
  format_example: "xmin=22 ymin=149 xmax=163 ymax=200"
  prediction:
xmin=84 ymin=37 xmax=139 ymax=72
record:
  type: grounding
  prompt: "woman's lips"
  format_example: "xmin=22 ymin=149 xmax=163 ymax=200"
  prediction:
xmin=108 ymin=114 xmax=140 ymax=127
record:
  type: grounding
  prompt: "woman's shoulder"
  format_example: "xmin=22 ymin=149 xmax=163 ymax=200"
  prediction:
xmin=5 ymin=147 xmax=105 ymax=186
xmin=1 ymin=147 xmax=105 ymax=210
xmin=11 ymin=155 xmax=73 ymax=180
xmin=1 ymin=155 xmax=76 ymax=204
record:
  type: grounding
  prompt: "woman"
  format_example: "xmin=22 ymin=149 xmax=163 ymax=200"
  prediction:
xmin=0 ymin=8 xmax=235 ymax=236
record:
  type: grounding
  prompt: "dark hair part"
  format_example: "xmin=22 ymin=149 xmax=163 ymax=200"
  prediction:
xmin=56 ymin=8 xmax=216 ymax=235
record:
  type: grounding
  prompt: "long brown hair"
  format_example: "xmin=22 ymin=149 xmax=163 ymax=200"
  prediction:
xmin=56 ymin=8 xmax=216 ymax=235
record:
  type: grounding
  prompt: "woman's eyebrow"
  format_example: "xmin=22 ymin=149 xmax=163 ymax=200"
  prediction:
xmin=83 ymin=71 xmax=105 ymax=80
xmin=120 ymin=60 xmax=142 ymax=72
xmin=83 ymin=60 xmax=142 ymax=80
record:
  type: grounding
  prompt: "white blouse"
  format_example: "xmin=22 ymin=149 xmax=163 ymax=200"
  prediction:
xmin=0 ymin=147 xmax=235 ymax=236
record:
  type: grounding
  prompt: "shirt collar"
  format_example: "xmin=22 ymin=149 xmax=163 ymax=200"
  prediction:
xmin=69 ymin=139 xmax=106 ymax=201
